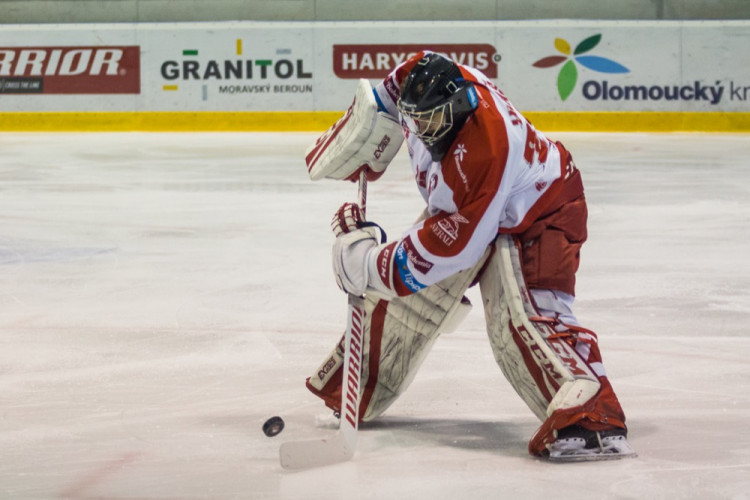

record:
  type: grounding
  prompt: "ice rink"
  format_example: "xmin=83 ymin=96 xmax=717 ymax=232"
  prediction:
xmin=1 ymin=131 xmax=749 ymax=499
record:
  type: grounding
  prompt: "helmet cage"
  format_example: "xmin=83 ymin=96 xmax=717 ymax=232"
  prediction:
xmin=398 ymin=98 xmax=454 ymax=146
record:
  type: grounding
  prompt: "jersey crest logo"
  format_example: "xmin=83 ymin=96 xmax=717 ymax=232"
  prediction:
xmin=454 ymin=143 xmax=467 ymax=162
xmin=453 ymin=144 xmax=470 ymax=191
xmin=432 ymin=212 xmax=470 ymax=247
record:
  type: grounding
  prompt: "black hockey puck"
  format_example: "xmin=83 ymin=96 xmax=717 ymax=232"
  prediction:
xmin=263 ymin=416 xmax=285 ymax=437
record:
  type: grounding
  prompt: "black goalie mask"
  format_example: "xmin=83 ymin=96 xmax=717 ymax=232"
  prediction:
xmin=397 ymin=53 xmax=479 ymax=161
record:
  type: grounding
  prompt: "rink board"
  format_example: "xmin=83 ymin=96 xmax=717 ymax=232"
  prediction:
xmin=0 ymin=20 xmax=749 ymax=131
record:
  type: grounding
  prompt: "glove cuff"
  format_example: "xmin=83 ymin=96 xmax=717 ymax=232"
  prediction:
xmin=332 ymin=229 xmax=378 ymax=296
xmin=365 ymin=241 xmax=399 ymax=299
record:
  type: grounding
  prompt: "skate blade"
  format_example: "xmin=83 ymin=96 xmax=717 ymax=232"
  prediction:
xmin=548 ymin=449 xmax=638 ymax=463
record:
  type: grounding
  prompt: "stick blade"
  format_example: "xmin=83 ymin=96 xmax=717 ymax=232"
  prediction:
xmin=279 ymin=294 xmax=364 ymax=470
xmin=279 ymin=431 xmax=354 ymax=470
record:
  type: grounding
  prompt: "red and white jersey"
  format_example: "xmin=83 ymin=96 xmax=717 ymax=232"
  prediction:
xmin=370 ymin=51 xmax=579 ymax=296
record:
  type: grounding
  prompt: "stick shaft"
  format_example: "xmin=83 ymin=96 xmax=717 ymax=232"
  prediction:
xmin=358 ymin=169 xmax=367 ymax=220
xmin=278 ymin=168 xmax=369 ymax=470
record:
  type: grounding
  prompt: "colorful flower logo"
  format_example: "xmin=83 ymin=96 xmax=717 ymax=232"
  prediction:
xmin=532 ymin=34 xmax=629 ymax=101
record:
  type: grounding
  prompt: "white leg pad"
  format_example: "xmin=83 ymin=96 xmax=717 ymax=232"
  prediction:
xmin=479 ymin=235 xmax=600 ymax=421
xmin=362 ymin=250 xmax=489 ymax=420
xmin=309 ymin=248 xmax=490 ymax=422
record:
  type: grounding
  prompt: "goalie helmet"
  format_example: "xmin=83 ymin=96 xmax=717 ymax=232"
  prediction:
xmin=397 ymin=53 xmax=479 ymax=161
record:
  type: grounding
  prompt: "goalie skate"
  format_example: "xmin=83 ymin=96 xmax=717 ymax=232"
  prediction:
xmin=547 ymin=425 xmax=637 ymax=462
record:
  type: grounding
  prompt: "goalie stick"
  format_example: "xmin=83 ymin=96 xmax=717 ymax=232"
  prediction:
xmin=279 ymin=170 xmax=368 ymax=470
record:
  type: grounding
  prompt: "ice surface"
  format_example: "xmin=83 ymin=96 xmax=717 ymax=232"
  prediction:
xmin=1 ymin=132 xmax=749 ymax=499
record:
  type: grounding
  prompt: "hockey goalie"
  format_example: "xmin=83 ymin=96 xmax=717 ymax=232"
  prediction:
xmin=303 ymin=50 xmax=635 ymax=461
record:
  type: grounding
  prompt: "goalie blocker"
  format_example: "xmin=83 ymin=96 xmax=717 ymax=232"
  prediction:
xmin=305 ymin=79 xmax=404 ymax=182
xmin=306 ymin=234 xmax=628 ymax=458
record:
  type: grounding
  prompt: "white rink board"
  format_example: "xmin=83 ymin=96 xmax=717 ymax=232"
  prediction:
xmin=0 ymin=20 xmax=749 ymax=112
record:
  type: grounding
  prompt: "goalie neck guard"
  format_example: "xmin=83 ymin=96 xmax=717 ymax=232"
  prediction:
xmin=397 ymin=53 xmax=478 ymax=162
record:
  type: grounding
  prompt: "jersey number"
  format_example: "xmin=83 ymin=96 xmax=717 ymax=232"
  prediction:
xmin=523 ymin=122 xmax=550 ymax=166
